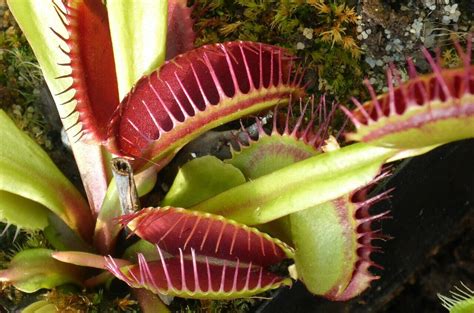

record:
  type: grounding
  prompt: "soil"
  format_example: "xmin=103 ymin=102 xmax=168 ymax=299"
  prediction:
xmin=386 ymin=219 xmax=473 ymax=312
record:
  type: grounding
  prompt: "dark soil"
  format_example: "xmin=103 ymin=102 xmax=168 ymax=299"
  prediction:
xmin=386 ymin=219 xmax=473 ymax=312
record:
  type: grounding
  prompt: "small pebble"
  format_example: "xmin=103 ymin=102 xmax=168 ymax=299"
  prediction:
xmin=303 ymin=28 xmax=313 ymax=40
xmin=365 ymin=57 xmax=376 ymax=68
xmin=442 ymin=15 xmax=451 ymax=24
xmin=296 ymin=42 xmax=305 ymax=50
xmin=161 ymin=183 xmax=169 ymax=193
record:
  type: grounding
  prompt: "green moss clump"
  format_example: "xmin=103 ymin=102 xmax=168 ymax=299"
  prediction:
xmin=39 ymin=288 xmax=140 ymax=313
xmin=0 ymin=2 xmax=51 ymax=150
xmin=193 ymin=0 xmax=364 ymax=101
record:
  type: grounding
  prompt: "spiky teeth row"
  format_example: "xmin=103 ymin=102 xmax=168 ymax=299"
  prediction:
xmin=227 ymin=96 xmax=338 ymax=178
xmin=52 ymin=0 xmax=119 ymax=143
xmin=105 ymin=249 xmax=291 ymax=299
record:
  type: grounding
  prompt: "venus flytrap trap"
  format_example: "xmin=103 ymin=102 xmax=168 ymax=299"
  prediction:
xmin=1 ymin=0 xmax=473 ymax=311
xmin=108 ymin=40 xmax=305 ymax=168
xmin=343 ymin=41 xmax=474 ymax=149
xmin=108 ymin=207 xmax=294 ymax=299
xmin=223 ymin=103 xmax=392 ymax=300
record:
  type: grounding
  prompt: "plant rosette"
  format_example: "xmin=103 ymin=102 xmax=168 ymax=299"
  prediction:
xmin=1 ymin=0 xmax=473 ymax=311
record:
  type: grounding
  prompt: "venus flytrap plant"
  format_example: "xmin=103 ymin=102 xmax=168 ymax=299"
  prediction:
xmin=1 ymin=0 xmax=473 ymax=311
xmin=2 ymin=0 xmax=302 ymax=309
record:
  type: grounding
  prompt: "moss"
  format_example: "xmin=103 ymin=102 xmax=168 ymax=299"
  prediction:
xmin=441 ymin=48 xmax=462 ymax=68
xmin=40 ymin=288 xmax=140 ymax=313
xmin=0 ymin=1 xmax=52 ymax=150
xmin=192 ymin=0 xmax=365 ymax=101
